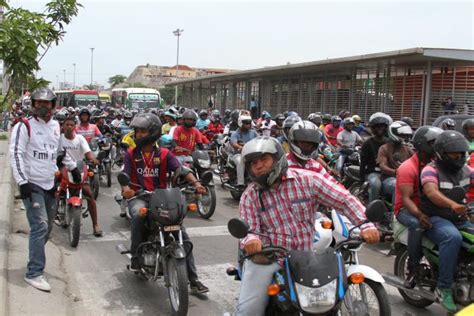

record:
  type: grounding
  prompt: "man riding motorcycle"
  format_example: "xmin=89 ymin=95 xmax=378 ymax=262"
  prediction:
xmin=235 ymin=136 xmax=380 ymax=315
xmin=324 ymin=115 xmax=343 ymax=147
xmin=229 ymin=111 xmax=258 ymax=187
xmin=279 ymin=115 xmax=301 ymax=153
xmin=270 ymin=113 xmax=285 ymax=138
xmin=196 ymin=110 xmax=210 ymax=131
xmin=120 ymin=113 xmax=209 ymax=293
xmin=419 ymin=130 xmax=474 ymax=312
xmin=172 ymin=110 xmax=204 ymax=164
xmin=394 ymin=126 xmax=443 ymax=288
xmin=360 ymin=113 xmax=391 ymax=203
xmin=336 ymin=117 xmax=362 ymax=173
xmin=75 ymin=108 xmax=102 ymax=143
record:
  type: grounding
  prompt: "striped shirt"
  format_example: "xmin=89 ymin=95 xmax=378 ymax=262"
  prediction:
xmin=240 ymin=168 xmax=373 ymax=250
xmin=286 ymin=152 xmax=338 ymax=184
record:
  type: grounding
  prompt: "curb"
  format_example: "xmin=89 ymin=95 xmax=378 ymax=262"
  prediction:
xmin=0 ymin=135 xmax=14 ymax=316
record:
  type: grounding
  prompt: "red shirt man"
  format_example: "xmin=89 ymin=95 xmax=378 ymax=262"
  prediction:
xmin=172 ymin=125 xmax=203 ymax=156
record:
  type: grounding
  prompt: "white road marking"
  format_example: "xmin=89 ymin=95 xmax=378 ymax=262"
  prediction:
xmin=186 ymin=225 xmax=230 ymax=237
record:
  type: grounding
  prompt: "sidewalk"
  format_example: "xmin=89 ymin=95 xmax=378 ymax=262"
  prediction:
xmin=0 ymin=132 xmax=74 ymax=316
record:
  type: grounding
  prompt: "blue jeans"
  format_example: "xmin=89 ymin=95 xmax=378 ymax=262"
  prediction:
xmin=367 ymin=172 xmax=382 ymax=203
xmin=382 ymin=177 xmax=396 ymax=205
xmin=23 ymin=183 xmax=57 ymax=278
xmin=424 ymin=216 xmax=474 ymax=289
xmin=336 ymin=153 xmax=347 ymax=173
xmin=236 ymin=259 xmax=280 ymax=316
xmin=396 ymin=208 xmax=424 ymax=270
xmin=176 ymin=155 xmax=193 ymax=165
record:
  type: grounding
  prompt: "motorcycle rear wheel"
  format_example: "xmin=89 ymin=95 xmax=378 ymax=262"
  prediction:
xmin=394 ymin=248 xmax=434 ymax=308
xmin=167 ymin=257 xmax=189 ymax=316
xmin=68 ymin=206 xmax=82 ymax=248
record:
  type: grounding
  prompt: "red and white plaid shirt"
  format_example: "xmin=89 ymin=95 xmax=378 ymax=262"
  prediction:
xmin=286 ymin=152 xmax=338 ymax=184
xmin=240 ymin=168 xmax=373 ymax=250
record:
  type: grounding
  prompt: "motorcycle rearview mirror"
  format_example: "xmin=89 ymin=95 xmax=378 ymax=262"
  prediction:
xmin=365 ymin=200 xmax=387 ymax=223
xmin=448 ymin=186 xmax=466 ymax=203
xmin=200 ymin=171 xmax=213 ymax=186
xmin=117 ymin=173 xmax=130 ymax=186
xmin=227 ymin=218 xmax=250 ymax=239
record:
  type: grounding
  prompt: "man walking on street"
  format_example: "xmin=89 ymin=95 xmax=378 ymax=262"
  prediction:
xmin=10 ymin=87 xmax=78 ymax=292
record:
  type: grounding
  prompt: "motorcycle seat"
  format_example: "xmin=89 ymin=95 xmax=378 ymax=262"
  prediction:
xmin=460 ymin=226 xmax=474 ymax=235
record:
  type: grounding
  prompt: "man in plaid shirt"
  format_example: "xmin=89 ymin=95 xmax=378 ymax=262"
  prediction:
xmin=235 ymin=136 xmax=380 ymax=316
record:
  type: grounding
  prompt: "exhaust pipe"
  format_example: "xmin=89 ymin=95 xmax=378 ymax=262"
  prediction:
xmin=382 ymin=273 xmax=436 ymax=302
xmin=223 ymin=183 xmax=238 ymax=191
xmin=116 ymin=243 xmax=132 ymax=260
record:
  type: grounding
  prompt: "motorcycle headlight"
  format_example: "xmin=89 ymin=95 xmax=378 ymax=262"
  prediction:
xmin=295 ymin=279 xmax=337 ymax=314
xmin=198 ymin=159 xmax=210 ymax=169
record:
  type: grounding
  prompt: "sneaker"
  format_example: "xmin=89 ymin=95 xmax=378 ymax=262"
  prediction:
xmin=24 ymin=275 xmax=51 ymax=292
xmin=403 ymin=268 xmax=416 ymax=289
xmin=129 ymin=257 xmax=140 ymax=272
xmin=190 ymin=280 xmax=209 ymax=294
xmin=435 ymin=287 xmax=457 ymax=313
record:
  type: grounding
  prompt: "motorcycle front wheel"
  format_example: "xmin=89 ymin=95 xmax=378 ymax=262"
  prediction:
xmin=105 ymin=162 xmax=112 ymax=187
xmin=67 ymin=205 xmax=82 ymax=248
xmin=197 ymin=186 xmax=216 ymax=219
xmin=340 ymin=279 xmax=391 ymax=316
xmin=166 ymin=257 xmax=189 ymax=316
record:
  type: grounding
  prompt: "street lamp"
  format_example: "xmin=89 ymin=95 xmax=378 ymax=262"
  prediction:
xmin=62 ymin=69 xmax=66 ymax=89
xmin=72 ymin=63 xmax=76 ymax=89
xmin=90 ymin=47 xmax=94 ymax=87
xmin=172 ymin=28 xmax=183 ymax=106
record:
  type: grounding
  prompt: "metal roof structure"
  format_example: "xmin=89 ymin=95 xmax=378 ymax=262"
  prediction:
xmin=166 ymin=47 xmax=474 ymax=86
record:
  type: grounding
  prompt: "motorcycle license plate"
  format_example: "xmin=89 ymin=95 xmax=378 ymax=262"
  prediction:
xmin=164 ymin=225 xmax=180 ymax=232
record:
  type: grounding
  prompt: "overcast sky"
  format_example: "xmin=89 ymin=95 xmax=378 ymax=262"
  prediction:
xmin=15 ymin=0 xmax=474 ymax=88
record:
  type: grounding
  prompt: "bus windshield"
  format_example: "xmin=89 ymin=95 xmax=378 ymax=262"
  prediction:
xmin=129 ymin=93 xmax=160 ymax=108
xmin=75 ymin=94 xmax=100 ymax=107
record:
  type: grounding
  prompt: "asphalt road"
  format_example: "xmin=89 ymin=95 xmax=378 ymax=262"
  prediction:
xmin=48 ymin=169 xmax=445 ymax=316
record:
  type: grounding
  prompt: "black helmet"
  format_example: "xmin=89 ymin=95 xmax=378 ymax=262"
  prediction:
xmin=31 ymin=87 xmax=57 ymax=108
xmin=182 ymin=110 xmax=198 ymax=127
xmin=275 ymin=113 xmax=285 ymax=121
xmin=79 ymin=108 xmax=91 ymax=117
xmin=230 ymin=109 xmax=240 ymax=123
xmin=412 ymin=126 xmax=443 ymax=157
xmin=461 ymin=118 xmax=474 ymax=136
xmin=130 ymin=113 xmax=162 ymax=147
xmin=54 ymin=112 xmax=67 ymax=124
xmin=441 ymin=118 xmax=456 ymax=131
xmin=401 ymin=117 xmax=414 ymax=128
xmin=434 ymin=130 xmax=469 ymax=171
xmin=199 ymin=110 xmax=208 ymax=117
xmin=369 ymin=112 xmax=392 ymax=128
xmin=241 ymin=136 xmax=288 ymax=189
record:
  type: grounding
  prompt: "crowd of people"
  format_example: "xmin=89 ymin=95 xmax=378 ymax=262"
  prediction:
xmin=7 ymin=86 xmax=474 ymax=314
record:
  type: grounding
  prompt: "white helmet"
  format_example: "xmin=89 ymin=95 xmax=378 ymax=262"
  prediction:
xmin=238 ymin=110 xmax=253 ymax=127
xmin=388 ymin=121 xmax=413 ymax=144
xmin=288 ymin=120 xmax=321 ymax=161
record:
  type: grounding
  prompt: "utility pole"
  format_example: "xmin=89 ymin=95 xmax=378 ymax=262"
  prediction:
xmin=72 ymin=63 xmax=76 ymax=89
xmin=56 ymin=75 xmax=59 ymax=90
xmin=172 ymin=28 xmax=184 ymax=106
xmin=62 ymin=69 xmax=66 ymax=89
xmin=90 ymin=47 xmax=94 ymax=87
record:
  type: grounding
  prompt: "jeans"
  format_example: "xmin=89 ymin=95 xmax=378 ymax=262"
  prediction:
xmin=396 ymin=208 xmax=424 ymax=270
xmin=176 ymin=155 xmax=193 ymax=165
xmin=23 ymin=183 xmax=57 ymax=278
xmin=382 ymin=177 xmax=396 ymax=205
xmin=230 ymin=154 xmax=245 ymax=185
xmin=336 ymin=153 xmax=347 ymax=173
xmin=424 ymin=216 xmax=474 ymax=289
xmin=236 ymin=259 xmax=280 ymax=316
xmin=367 ymin=172 xmax=382 ymax=203
xmin=128 ymin=198 xmax=198 ymax=281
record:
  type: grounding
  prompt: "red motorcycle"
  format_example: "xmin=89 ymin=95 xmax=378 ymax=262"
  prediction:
xmin=55 ymin=161 xmax=94 ymax=247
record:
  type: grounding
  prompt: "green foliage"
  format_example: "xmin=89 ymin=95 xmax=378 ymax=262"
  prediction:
xmin=0 ymin=0 xmax=82 ymax=107
xmin=159 ymin=86 xmax=182 ymax=105
xmin=108 ymin=75 xmax=127 ymax=87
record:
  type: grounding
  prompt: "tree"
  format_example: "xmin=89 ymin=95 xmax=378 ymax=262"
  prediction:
xmin=108 ymin=75 xmax=127 ymax=87
xmin=159 ymin=86 xmax=181 ymax=105
xmin=0 ymin=0 xmax=82 ymax=108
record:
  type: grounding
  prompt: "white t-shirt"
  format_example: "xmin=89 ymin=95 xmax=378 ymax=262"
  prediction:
xmin=60 ymin=134 xmax=91 ymax=162
xmin=337 ymin=129 xmax=362 ymax=148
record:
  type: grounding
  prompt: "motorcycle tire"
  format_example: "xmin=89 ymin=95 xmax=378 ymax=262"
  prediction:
xmin=57 ymin=199 xmax=69 ymax=228
xmin=394 ymin=248 xmax=434 ymax=308
xmin=68 ymin=206 xmax=82 ymax=248
xmin=197 ymin=186 xmax=216 ymax=219
xmin=342 ymin=279 xmax=391 ymax=316
xmin=348 ymin=182 xmax=368 ymax=206
xmin=230 ymin=190 xmax=242 ymax=201
xmin=91 ymin=175 xmax=99 ymax=200
xmin=166 ymin=257 xmax=189 ymax=316
xmin=105 ymin=163 xmax=112 ymax=187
